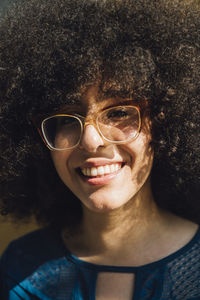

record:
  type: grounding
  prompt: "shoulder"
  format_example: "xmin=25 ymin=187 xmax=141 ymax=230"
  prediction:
xmin=1 ymin=227 xmax=64 ymax=268
xmin=0 ymin=227 xmax=75 ymax=299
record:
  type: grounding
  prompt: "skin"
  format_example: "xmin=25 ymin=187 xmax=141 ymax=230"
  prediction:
xmin=51 ymin=84 xmax=198 ymax=268
xmin=51 ymin=85 xmax=154 ymax=213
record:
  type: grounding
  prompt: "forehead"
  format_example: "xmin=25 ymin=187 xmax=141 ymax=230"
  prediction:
xmin=59 ymin=84 xmax=135 ymax=112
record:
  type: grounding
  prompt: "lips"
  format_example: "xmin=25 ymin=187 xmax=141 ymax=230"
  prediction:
xmin=77 ymin=161 xmax=125 ymax=185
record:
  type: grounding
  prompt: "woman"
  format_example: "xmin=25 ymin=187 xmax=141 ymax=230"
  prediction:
xmin=0 ymin=0 xmax=200 ymax=299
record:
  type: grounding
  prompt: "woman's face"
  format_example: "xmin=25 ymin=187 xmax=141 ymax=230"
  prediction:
xmin=51 ymin=85 xmax=154 ymax=212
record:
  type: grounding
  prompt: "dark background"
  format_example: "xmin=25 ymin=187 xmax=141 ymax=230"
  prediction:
xmin=0 ymin=1 xmax=38 ymax=255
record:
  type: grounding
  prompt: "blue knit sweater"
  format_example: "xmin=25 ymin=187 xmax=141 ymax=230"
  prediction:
xmin=0 ymin=227 xmax=200 ymax=299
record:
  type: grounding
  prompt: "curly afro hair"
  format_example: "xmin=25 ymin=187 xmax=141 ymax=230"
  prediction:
xmin=0 ymin=0 xmax=200 ymax=228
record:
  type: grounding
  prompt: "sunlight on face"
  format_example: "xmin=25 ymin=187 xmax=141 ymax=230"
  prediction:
xmin=51 ymin=84 xmax=154 ymax=213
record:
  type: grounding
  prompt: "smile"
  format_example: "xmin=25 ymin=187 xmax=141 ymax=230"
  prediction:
xmin=80 ymin=163 xmax=123 ymax=177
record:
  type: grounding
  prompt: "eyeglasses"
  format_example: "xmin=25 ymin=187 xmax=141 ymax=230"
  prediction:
xmin=36 ymin=105 xmax=142 ymax=151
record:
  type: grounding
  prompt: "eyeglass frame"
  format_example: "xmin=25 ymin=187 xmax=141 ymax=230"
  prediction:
xmin=33 ymin=102 xmax=146 ymax=151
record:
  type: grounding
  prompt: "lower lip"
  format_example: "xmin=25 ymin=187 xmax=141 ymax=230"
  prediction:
xmin=79 ymin=166 xmax=124 ymax=185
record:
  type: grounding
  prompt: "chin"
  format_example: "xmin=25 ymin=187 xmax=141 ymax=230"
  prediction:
xmin=81 ymin=190 xmax=134 ymax=213
xmin=85 ymin=202 xmax=123 ymax=213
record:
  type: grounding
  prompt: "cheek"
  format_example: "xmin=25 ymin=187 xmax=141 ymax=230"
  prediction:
xmin=124 ymin=129 xmax=153 ymax=161
xmin=122 ymin=132 xmax=154 ymax=184
xmin=50 ymin=150 xmax=72 ymax=178
xmin=135 ymin=146 xmax=154 ymax=185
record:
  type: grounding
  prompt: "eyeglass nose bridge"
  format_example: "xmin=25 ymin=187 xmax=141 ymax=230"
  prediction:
xmin=76 ymin=114 xmax=96 ymax=127
xmin=73 ymin=115 xmax=103 ymax=147
xmin=77 ymin=117 xmax=106 ymax=150
xmin=81 ymin=118 xmax=103 ymax=138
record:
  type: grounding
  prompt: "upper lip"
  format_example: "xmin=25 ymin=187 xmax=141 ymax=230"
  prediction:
xmin=79 ymin=160 xmax=124 ymax=168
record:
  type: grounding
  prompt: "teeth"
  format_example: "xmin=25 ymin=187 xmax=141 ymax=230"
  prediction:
xmin=82 ymin=169 xmax=87 ymax=176
xmin=81 ymin=163 xmax=122 ymax=177
xmin=104 ymin=165 xmax=110 ymax=174
xmin=110 ymin=164 xmax=115 ymax=172
xmin=91 ymin=167 xmax=98 ymax=176
xmin=97 ymin=166 xmax=105 ymax=175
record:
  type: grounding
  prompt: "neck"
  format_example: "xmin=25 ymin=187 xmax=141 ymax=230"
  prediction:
xmin=82 ymin=182 xmax=158 ymax=249
xmin=63 ymin=179 xmax=167 ymax=262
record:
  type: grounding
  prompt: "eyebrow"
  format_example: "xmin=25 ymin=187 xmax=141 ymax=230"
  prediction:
xmin=65 ymin=98 xmax=82 ymax=105
xmin=62 ymin=87 xmax=135 ymax=108
xmin=98 ymin=89 xmax=133 ymax=101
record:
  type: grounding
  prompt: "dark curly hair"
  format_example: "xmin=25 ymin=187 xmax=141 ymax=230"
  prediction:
xmin=0 ymin=0 xmax=200 ymax=228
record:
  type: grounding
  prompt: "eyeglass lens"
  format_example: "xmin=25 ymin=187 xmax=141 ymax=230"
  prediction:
xmin=97 ymin=106 xmax=139 ymax=143
xmin=42 ymin=106 xmax=140 ymax=150
xmin=42 ymin=116 xmax=82 ymax=150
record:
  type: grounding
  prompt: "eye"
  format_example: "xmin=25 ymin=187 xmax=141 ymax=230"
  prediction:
xmin=106 ymin=108 xmax=129 ymax=120
xmin=57 ymin=116 xmax=78 ymax=127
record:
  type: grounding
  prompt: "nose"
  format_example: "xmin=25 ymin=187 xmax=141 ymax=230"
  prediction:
xmin=79 ymin=124 xmax=104 ymax=152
